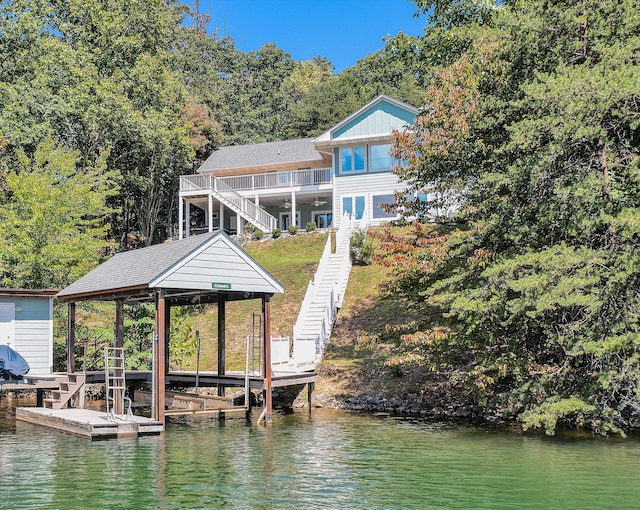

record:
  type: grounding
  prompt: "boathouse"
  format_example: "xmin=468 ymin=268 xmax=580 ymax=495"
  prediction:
xmin=0 ymin=289 xmax=56 ymax=375
xmin=55 ymin=230 xmax=287 ymax=426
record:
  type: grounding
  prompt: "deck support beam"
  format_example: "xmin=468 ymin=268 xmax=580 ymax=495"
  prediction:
xmin=262 ymin=294 xmax=273 ymax=423
xmin=217 ymin=295 xmax=226 ymax=397
xmin=66 ymin=303 xmax=76 ymax=373
xmin=178 ymin=195 xmax=184 ymax=239
xmin=114 ymin=298 xmax=125 ymax=415
xmin=155 ymin=291 xmax=167 ymax=425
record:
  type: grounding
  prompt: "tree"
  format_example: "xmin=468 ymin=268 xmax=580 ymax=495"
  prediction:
xmin=0 ymin=139 xmax=118 ymax=288
xmin=385 ymin=0 xmax=640 ymax=435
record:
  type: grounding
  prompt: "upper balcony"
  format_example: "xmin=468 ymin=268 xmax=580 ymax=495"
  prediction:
xmin=180 ymin=168 xmax=332 ymax=194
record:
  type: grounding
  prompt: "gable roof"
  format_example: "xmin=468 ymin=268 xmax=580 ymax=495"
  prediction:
xmin=314 ymin=94 xmax=419 ymax=147
xmin=57 ymin=231 xmax=283 ymax=301
xmin=197 ymin=138 xmax=327 ymax=174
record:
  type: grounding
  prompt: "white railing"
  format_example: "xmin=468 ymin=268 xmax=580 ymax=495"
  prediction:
xmin=180 ymin=174 xmax=277 ymax=232
xmin=270 ymin=336 xmax=290 ymax=366
xmin=292 ymin=336 xmax=317 ymax=366
xmin=219 ymin=168 xmax=332 ymax=191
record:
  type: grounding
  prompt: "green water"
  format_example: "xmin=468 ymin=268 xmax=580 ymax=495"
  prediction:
xmin=1 ymin=402 xmax=639 ymax=509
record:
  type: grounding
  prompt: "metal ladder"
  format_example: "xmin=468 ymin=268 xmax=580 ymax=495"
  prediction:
xmin=105 ymin=347 xmax=133 ymax=422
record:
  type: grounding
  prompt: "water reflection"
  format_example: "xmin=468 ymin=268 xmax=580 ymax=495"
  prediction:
xmin=0 ymin=404 xmax=639 ymax=509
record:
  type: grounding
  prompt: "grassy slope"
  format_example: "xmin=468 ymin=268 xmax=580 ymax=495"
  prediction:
xmin=67 ymin=229 xmax=430 ymax=401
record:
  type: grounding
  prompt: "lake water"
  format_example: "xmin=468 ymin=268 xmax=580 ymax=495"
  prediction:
xmin=1 ymin=398 xmax=640 ymax=509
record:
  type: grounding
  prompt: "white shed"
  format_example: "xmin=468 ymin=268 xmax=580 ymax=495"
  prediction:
xmin=0 ymin=289 xmax=56 ymax=375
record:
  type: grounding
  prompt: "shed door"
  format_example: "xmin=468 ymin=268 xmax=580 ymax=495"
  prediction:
xmin=0 ymin=303 xmax=15 ymax=348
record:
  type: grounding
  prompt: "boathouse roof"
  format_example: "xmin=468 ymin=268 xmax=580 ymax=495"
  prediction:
xmin=57 ymin=231 xmax=284 ymax=302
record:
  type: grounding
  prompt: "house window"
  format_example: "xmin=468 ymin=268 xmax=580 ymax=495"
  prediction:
xmin=372 ymin=194 xmax=397 ymax=219
xmin=314 ymin=212 xmax=333 ymax=228
xmin=370 ymin=144 xmax=394 ymax=171
xmin=343 ymin=196 xmax=365 ymax=220
xmin=340 ymin=146 xmax=365 ymax=173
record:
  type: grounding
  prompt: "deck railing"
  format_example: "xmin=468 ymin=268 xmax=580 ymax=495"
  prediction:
xmin=217 ymin=168 xmax=332 ymax=191
xmin=180 ymin=174 xmax=277 ymax=232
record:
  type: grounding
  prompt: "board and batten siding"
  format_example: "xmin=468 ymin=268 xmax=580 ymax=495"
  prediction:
xmin=151 ymin=236 xmax=283 ymax=294
xmin=333 ymin=172 xmax=408 ymax=228
xmin=332 ymin=101 xmax=416 ymax=141
xmin=0 ymin=296 xmax=53 ymax=374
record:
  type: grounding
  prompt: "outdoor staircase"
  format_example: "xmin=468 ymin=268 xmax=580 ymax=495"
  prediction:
xmin=43 ymin=373 xmax=86 ymax=410
xmin=181 ymin=174 xmax=277 ymax=233
xmin=273 ymin=213 xmax=355 ymax=372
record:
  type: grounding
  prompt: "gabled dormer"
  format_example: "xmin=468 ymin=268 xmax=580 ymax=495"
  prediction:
xmin=314 ymin=94 xmax=418 ymax=177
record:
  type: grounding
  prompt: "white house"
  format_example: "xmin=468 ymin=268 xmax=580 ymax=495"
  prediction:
xmin=0 ymin=289 xmax=56 ymax=375
xmin=178 ymin=95 xmax=426 ymax=237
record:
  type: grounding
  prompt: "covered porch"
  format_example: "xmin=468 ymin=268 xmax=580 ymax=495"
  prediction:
xmin=178 ymin=168 xmax=333 ymax=238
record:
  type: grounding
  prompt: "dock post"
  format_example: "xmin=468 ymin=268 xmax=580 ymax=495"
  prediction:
xmin=66 ymin=303 xmax=76 ymax=374
xmin=156 ymin=291 xmax=167 ymax=425
xmin=262 ymin=295 xmax=273 ymax=423
xmin=307 ymin=382 xmax=315 ymax=413
xmin=217 ymin=295 xmax=226 ymax=398
xmin=114 ymin=298 xmax=125 ymax=415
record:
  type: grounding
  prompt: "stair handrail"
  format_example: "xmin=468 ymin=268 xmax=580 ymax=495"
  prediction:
xmin=213 ymin=177 xmax=277 ymax=232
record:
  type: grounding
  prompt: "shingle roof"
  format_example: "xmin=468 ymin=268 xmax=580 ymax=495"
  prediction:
xmin=197 ymin=138 xmax=326 ymax=173
xmin=57 ymin=232 xmax=219 ymax=300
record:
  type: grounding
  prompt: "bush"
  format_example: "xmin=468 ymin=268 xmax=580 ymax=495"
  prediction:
xmin=253 ymin=229 xmax=264 ymax=240
xmin=288 ymin=225 xmax=299 ymax=236
xmin=349 ymin=230 xmax=373 ymax=265
xmin=271 ymin=227 xmax=281 ymax=239
xmin=305 ymin=221 xmax=317 ymax=232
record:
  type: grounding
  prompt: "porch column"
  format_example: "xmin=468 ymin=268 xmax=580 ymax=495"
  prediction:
xmin=208 ymin=194 xmax=213 ymax=233
xmin=178 ymin=195 xmax=184 ymax=240
xmin=66 ymin=302 xmax=76 ymax=373
xmin=114 ymin=298 xmax=125 ymax=415
xmin=219 ymin=202 xmax=224 ymax=231
xmin=262 ymin=294 xmax=273 ymax=423
xmin=291 ymin=191 xmax=297 ymax=227
xmin=217 ymin=294 xmax=226 ymax=397
xmin=236 ymin=215 xmax=243 ymax=235
xmin=155 ymin=291 xmax=167 ymax=424
xmin=185 ymin=201 xmax=191 ymax=238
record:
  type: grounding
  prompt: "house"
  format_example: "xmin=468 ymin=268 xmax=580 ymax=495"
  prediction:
xmin=178 ymin=95 xmax=427 ymax=237
xmin=0 ymin=289 xmax=56 ymax=375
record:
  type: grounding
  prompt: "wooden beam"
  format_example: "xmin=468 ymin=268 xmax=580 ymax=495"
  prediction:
xmin=217 ymin=295 xmax=226 ymax=397
xmin=156 ymin=291 xmax=167 ymax=425
xmin=66 ymin=302 xmax=76 ymax=373
xmin=263 ymin=294 xmax=273 ymax=423
xmin=114 ymin=298 xmax=125 ymax=415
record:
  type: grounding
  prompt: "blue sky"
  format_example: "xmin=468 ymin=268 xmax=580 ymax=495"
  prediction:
xmin=186 ymin=0 xmax=427 ymax=73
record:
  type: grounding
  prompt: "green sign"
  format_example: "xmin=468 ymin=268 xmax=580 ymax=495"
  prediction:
xmin=211 ymin=282 xmax=232 ymax=290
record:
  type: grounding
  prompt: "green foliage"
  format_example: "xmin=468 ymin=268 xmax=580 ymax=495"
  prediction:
xmin=288 ymin=225 xmax=299 ymax=236
xmin=169 ymin=306 xmax=197 ymax=369
xmin=0 ymin=140 xmax=118 ymax=288
xmin=253 ymin=229 xmax=264 ymax=240
xmin=305 ymin=221 xmax=317 ymax=232
xmin=271 ymin=227 xmax=281 ymax=239
xmin=384 ymin=0 xmax=640 ymax=435
xmin=350 ymin=230 xmax=373 ymax=266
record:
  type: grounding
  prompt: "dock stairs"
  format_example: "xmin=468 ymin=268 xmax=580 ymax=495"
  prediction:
xmin=43 ymin=373 xmax=86 ymax=410
xmin=273 ymin=213 xmax=356 ymax=372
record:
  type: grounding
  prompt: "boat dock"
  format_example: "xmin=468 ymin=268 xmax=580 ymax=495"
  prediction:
xmin=15 ymin=407 xmax=163 ymax=439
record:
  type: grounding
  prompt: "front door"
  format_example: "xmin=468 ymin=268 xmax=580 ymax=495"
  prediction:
xmin=0 ymin=303 xmax=15 ymax=348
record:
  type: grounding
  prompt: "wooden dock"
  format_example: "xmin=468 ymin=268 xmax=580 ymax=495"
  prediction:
xmin=15 ymin=407 xmax=163 ymax=439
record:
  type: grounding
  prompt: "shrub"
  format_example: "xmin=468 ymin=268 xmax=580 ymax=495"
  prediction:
xmin=271 ymin=227 xmax=281 ymax=239
xmin=305 ymin=221 xmax=317 ymax=232
xmin=349 ymin=230 xmax=373 ymax=265
xmin=288 ymin=225 xmax=299 ymax=236
xmin=253 ymin=229 xmax=264 ymax=240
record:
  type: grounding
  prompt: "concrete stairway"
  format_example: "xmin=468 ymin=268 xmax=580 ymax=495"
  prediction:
xmin=43 ymin=373 xmax=86 ymax=410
